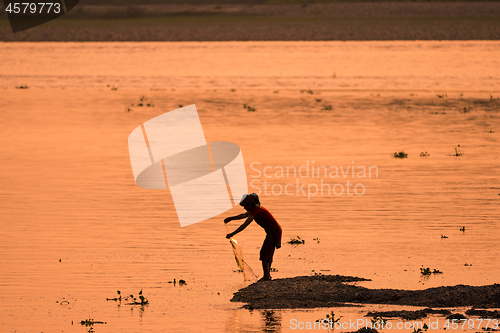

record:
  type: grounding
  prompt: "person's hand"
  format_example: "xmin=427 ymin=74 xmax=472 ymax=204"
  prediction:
xmin=224 ymin=217 xmax=231 ymax=224
xmin=226 ymin=233 xmax=232 ymax=239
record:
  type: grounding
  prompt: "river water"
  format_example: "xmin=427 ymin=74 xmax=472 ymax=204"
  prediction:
xmin=0 ymin=41 xmax=499 ymax=333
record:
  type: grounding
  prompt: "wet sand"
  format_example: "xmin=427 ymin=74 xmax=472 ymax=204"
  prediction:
xmin=1 ymin=2 xmax=500 ymax=41
xmin=231 ymin=275 xmax=500 ymax=310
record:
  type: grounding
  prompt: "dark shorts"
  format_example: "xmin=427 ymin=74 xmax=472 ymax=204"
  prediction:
xmin=260 ymin=233 xmax=281 ymax=263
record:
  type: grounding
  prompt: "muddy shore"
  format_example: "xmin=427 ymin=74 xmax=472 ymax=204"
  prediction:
xmin=1 ymin=2 xmax=500 ymax=41
xmin=231 ymin=275 xmax=500 ymax=310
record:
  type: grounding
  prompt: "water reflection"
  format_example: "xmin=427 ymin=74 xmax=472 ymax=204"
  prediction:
xmin=261 ymin=310 xmax=282 ymax=333
xmin=226 ymin=308 xmax=252 ymax=333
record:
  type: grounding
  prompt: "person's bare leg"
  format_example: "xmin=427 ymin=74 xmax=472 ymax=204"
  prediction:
xmin=261 ymin=260 xmax=271 ymax=280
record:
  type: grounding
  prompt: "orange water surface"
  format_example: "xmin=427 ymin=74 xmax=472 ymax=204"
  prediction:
xmin=0 ymin=41 xmax=499 ymax=333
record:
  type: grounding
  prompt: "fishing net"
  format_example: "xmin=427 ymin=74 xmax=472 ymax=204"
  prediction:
xmin=225 ymin=224 xmax=258 ymax=281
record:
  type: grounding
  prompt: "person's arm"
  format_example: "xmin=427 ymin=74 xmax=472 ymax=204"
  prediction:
xmin=224 ymin=212 xmax=249 ymax=224
xmin=226 ymin=215 xmax=254 ymax=239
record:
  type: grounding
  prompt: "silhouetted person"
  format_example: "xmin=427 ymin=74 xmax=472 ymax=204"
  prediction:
xmin=225 ymin=193 xmax=282 ymax=282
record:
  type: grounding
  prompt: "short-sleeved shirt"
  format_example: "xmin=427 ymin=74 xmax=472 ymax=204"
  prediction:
xmin=248 ymin=206 xmax=282 ymax=238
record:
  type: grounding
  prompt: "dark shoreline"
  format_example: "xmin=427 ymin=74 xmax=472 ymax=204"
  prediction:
xmin=1 ymin=2 xmax=500 ymax=41
xmin=231 ymin=275 xmax=500 ymax=310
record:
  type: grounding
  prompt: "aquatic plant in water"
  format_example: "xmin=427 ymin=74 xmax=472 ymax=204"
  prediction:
xmin=243 ymin=104 xmax=256 ymax=111
xmin=168 ymin=278 xmax=187 ymax=286
xmin=420 ymin=267 xmax=443 ymax=276
xmin=371 ymin=316 xmax=386 ymax=325
xmin=413 ymin=323 xmax=429 ymax=333
xmin=106 ymin=289 xmax=148 ymax=305
xmin=316 ymin=311 xmax=342 ymax=324
xmin=81 ymin=318 xmax=106 ymax=326
xmin=125 ymin=95 xmax=154 ymax=112
xmin=394 ymin=151 xmax=408 ymax=158
xmin=287 ymin=236 xmax=305 ymax=245
xmin=80 ymin=318 xmax=106 ymax=332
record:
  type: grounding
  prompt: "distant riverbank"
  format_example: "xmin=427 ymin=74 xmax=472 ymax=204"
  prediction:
xmin=1 ymin=2 xmax=499 ymax=41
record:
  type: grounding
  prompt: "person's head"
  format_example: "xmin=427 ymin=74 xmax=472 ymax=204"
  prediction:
xmin=240 ymin=193 xmax=260 ymax=211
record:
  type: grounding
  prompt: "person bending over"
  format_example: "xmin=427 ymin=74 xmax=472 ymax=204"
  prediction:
xmin=225 ymin=193 xmax=282 ymax=282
